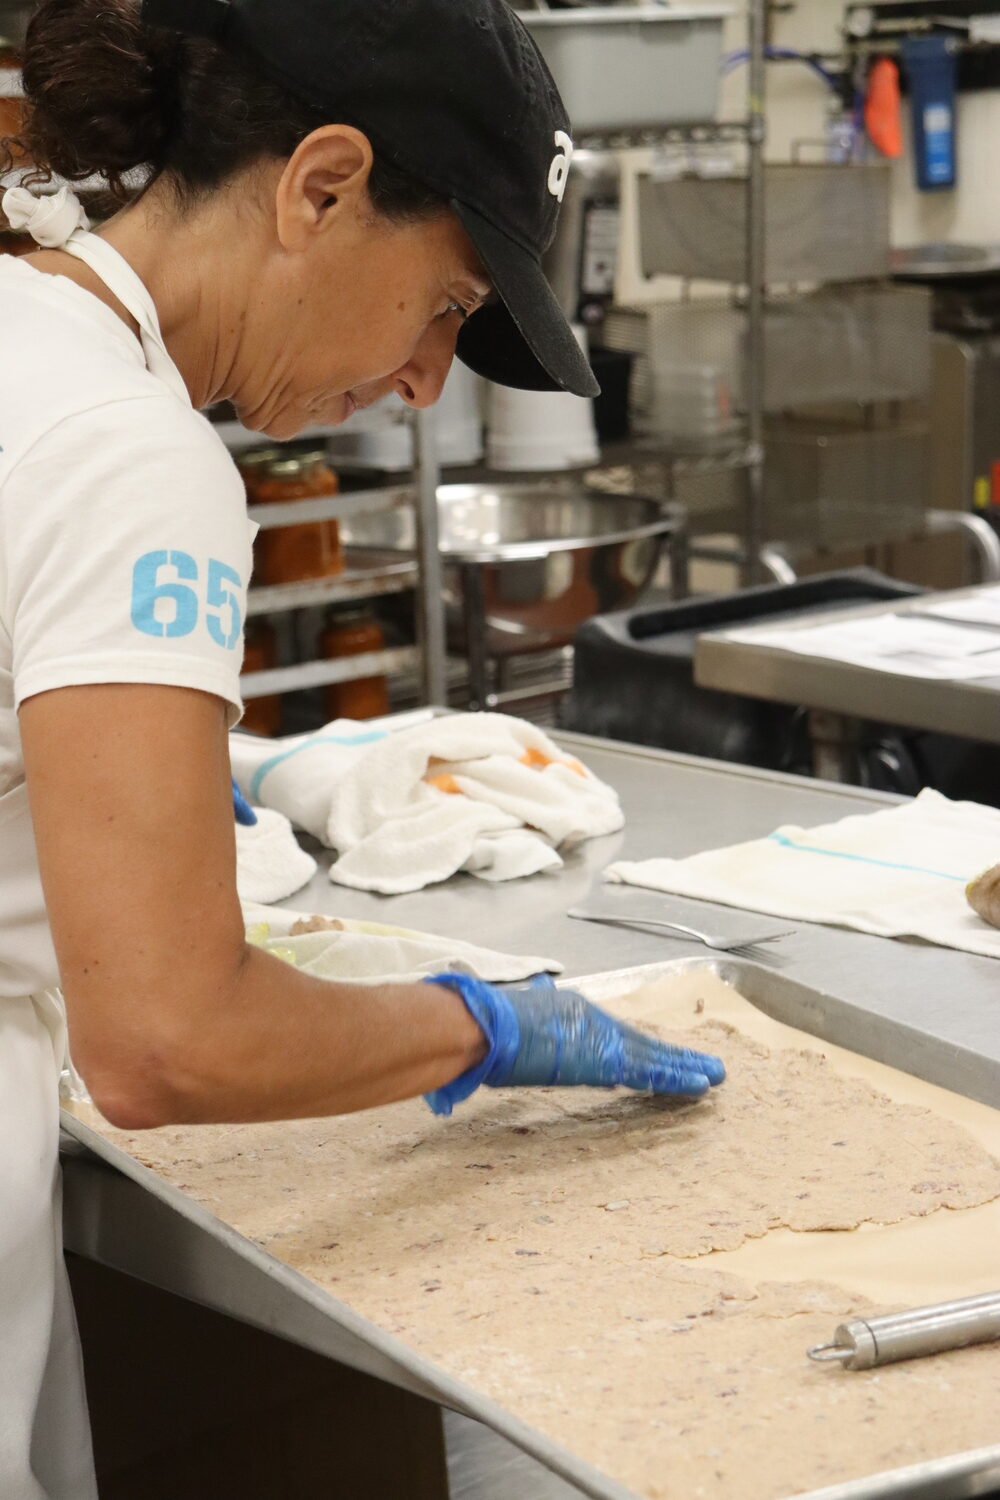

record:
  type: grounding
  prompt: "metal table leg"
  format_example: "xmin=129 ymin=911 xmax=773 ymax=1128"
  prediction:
xmin=459 ymin=562 xmax=492 ymax=711
xmin=808 ymin=709 xmax=862 ymax=784
xmin=666 ymin=512 xmax=691 ymax=600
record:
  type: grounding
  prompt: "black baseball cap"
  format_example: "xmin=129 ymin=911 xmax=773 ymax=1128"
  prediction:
xmin=140 ymin=0 xmax=600 ymax=398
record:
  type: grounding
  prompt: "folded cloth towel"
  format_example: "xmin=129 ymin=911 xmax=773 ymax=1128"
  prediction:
xmin=232 ymin=713 xmax=623 ymax=895
xmin=241 ymin=901 xmax=561 ymax=983
xmin=605 ymin=788 xmax=1000 ymax=960
xmin=235 ymin=807 xmax=317 ymax=905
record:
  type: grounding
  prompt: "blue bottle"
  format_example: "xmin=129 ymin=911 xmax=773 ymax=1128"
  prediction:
xmin=901 ymin=35 xmax=958 ymax=191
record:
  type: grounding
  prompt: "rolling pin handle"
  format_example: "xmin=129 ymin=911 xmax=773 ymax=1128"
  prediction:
xmin=809 ymin=1293 xmax=1000 ymax=1372
xmin=807 ymin=1342 xmax=854 ymax=1365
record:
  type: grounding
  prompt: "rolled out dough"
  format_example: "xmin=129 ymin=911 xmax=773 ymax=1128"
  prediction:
xmin=73 ymin=971 xmax=1000 ymax=1500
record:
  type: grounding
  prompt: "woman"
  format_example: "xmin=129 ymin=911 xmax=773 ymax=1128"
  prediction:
xmin=0 ymin=1 xmax=725 ymax=1494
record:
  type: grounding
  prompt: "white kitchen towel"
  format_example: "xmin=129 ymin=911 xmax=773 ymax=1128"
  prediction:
xmin=605 ymin=788 xmax=1000 ymax=960
xmin=232 ymin=714 xmax=623 ymax=895
xmin=235 ymin=807 xmax=317 ymax=905
xmin=231 ymin=720 xmax=390 ymax=841
xmin=241 ymin=902 xmax=561 ymax=983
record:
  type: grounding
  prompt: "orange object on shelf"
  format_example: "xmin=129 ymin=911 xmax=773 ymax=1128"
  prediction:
xmin=0 ymin=42 xmax=24 ymax=142
xmin=319 ymin=605 xmax=390 ymax=722
xmin=864 ymin=58 xmax=904 ymax=159
xmin=0 ymin=43 xmax=30 ymax=257
xmin=240 ymin=618 xmax=282 ymax=736
xmin=246 ymin=452 xmax=343 ymax=586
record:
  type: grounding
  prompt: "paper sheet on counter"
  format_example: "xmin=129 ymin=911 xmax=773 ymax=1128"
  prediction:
xmin=722 ymin=610 xmax=1000 ymax=679
xmin=912 ymin=584 xmax=1000 ymax=631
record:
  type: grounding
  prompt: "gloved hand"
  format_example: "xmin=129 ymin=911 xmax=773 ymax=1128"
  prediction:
xmin=424 ymin=973 xmax=725 ymax=1116
xmin=232 ymin=778 xmax=258 ymax=827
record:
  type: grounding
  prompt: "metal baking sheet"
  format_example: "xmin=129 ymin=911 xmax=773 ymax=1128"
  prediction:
xmin=61 ymin=956 xmax=1000 ymax=1500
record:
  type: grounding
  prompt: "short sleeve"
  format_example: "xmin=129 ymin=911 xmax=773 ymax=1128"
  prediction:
xmin=0 ymin=396 xmax=253 ymax=725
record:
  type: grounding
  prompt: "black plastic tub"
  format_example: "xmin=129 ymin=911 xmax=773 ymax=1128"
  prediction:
xmin=562 ymin=570 xmax=922 ymax=771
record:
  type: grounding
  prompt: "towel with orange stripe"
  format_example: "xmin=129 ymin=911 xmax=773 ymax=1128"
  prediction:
xmin=232 ymin=712 xmax=623 ymax=894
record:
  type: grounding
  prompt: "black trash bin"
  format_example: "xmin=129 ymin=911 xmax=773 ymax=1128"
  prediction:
xmin=562 ymin=570 xmax=923 ymax=777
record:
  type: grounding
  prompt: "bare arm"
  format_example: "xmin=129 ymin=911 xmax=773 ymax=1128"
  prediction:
xmin=20 ymin=684 xmax=486 ymax=1130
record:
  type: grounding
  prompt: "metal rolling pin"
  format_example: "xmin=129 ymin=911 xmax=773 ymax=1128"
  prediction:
xmin=808 ymin=1291 xmax=1000 ymax=1371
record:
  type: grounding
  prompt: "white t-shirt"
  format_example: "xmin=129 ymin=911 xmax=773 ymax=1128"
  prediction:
xmin=0 ymin=255 xmax=252 ymax=998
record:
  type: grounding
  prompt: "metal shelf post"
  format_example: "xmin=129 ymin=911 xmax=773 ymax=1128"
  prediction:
xmin=413 ymin=407 xmax=449 ymax=707
xmin=743 ymin=0 xmax=768 ymax=587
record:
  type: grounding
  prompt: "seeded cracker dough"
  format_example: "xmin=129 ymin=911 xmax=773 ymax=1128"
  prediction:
xmin=73 ymin=972 xmax=1000 ymax=1500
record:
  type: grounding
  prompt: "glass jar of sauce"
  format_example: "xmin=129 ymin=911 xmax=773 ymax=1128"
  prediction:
xmin=0 ymin=42 xmax=24 ymax=143
xmin=0 ymin=43 xmax=30 ymax=257
xmin=319 ymin=605 xmax=390 ymax=722
xmin=236 ymin=447 xmax=281 ymax=585
xmin=240 ymin=618 xmax=282 ymax=736
xmin=247 ymin=453 xmax=343 ymax=586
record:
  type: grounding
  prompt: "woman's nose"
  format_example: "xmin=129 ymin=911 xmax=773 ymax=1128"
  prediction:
xmin=392 ymin=317 xmax=460 ymax=409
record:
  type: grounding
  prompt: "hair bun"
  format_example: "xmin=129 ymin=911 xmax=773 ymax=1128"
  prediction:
xmin=19 ymin=0 xmax=176 ymax=193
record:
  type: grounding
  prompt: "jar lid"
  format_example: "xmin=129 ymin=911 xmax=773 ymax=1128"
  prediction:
xmin=236 ymin=445 xmax=284 ymax=471
xmin=325 ymin=604 xmax=375 ymax=624
xmin=258 ymin=454 xmax=331 ymax=479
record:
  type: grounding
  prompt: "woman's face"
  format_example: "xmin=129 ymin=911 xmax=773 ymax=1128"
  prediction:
xmin=227 ymin=131 xmax=493 ymax=440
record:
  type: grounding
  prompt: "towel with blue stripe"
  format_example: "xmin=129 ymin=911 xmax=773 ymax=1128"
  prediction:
xmin=605 ymin=789 xmax=1000 ymax=960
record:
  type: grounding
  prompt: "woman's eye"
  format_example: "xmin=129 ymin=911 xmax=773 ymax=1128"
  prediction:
xmin=440 ymin=301 xmax=468 ymax=321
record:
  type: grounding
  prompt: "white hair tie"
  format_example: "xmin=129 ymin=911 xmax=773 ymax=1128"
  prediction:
xmin=2 ymin=184 xmax=90 ymax=248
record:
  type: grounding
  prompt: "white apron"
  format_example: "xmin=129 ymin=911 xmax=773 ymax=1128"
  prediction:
xmin=0 ymin=184 xmax=193 ymax=1499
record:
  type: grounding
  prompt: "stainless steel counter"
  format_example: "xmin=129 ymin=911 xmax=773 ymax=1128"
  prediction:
xmin=694 ymin=585 xmax=1000 ymax=746
xmin=273 ymin=733 xmax=1000 ymax=1097
xmin=60 ymin=734 xmax=1000 ymax=1499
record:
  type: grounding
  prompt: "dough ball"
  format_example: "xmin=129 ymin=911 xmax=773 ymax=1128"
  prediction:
xmin=290 ymin=914 xmax=345 ymax=935
xmin=966 ymin=863 xmax=1000 ymax=928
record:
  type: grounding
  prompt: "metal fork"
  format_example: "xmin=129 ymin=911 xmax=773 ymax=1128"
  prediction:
xmin=566 ymin=908 xmax=794 ymax=955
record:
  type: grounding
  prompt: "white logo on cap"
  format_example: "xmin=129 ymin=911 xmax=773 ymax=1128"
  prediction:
xmin=547 ymin=130 xmax=574 ymax=202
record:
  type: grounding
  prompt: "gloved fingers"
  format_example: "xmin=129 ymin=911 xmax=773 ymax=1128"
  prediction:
xmin=619 ymin=1051 xmax=712 ymax=1096
xmin=649 ymin=1065 xmax=712 ymax=1097
xmin=618 ymin=1027 xmax=726 ymax=1087
xmin=668 ymin=1044 xmax=726 ymax=1087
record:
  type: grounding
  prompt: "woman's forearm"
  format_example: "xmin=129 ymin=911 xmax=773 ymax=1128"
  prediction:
xmin=90 ymin=944 xmax=487 ymax=1129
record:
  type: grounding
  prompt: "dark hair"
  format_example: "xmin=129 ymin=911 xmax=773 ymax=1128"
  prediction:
xmin=2 ymin=0 xmax=446 ymax=223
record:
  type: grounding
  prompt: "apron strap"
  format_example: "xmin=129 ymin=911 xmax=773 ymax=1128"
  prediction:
xmin=2 ymin=183 xmax=192 ymax=406
xmin=62 ymin=232 xmax=192 ymax=405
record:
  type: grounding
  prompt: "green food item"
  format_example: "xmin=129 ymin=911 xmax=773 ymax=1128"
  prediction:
xmin=966 ymin=863 xmax=1000 ymax=928
xmin=245 ymin=921 xmax=300 ymax=967
xmin=268 ymin=946 xmax=299 ymax=966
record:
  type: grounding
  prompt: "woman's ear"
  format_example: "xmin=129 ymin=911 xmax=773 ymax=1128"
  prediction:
xmin=274 ymin=125 xmax=374 ymax=251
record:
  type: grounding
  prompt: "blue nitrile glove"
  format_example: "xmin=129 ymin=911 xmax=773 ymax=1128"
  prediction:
xmin=232 ymin=779 xmax=258 ymax=827
xmin=424 ymin=972 xmax=725 ymax=1117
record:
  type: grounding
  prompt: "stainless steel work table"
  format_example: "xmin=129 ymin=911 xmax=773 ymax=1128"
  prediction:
xmin=60 ymin=733 xmax=1000 ymax=1499
xmin=694 ymin=585 xmax=1000 ymax=780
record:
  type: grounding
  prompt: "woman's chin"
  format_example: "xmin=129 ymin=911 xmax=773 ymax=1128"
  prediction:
xmin=237 ymin=407 xmax=307 ymax=441
xmin=234 ymin=390 xmax=358 ymax=438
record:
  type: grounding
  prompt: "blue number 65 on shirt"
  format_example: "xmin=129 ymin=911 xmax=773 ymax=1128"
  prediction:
xmin=130 ymin=550 xmax=243 ymax=650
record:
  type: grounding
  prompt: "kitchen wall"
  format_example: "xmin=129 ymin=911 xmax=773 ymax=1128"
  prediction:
xmin=757 ymin=0 xmax=1000 ymax=246
xmin=616 ymin=0 xmax=1000 ymax=307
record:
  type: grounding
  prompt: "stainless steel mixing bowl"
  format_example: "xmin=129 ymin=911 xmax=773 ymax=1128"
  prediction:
xmin=341 ymin=482 xmax=678 ymax=654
